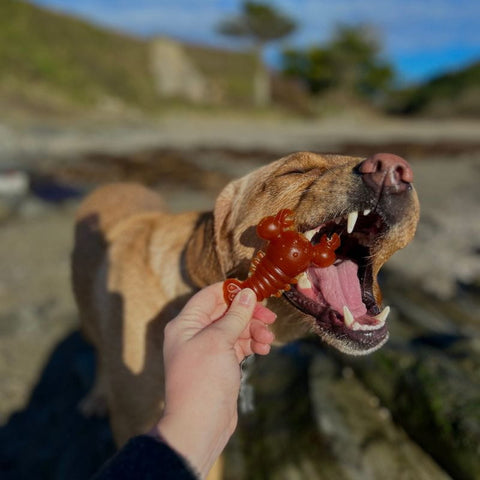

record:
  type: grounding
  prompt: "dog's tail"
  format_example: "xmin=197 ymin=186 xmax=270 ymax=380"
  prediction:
xmin=223 ymin=278 xmax=243 ymax=306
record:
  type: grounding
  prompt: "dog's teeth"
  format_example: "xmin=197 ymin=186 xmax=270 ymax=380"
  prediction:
xmin=374 ymin=306 xmax=390 ymax=324
xmin=343 ymin=306 xmax=390 ymax=332
xmin=297 ymin=272 xmax=312 ymax=290
xmin=343 ymin=306 xmax=355 ymax=328
xmin=363 ymin=209 xmax=371 ymax=216
xmin=347 ymin=211 xmax=358 ymax=234
xmin=304 ymin=229 xmax=316 ymax=241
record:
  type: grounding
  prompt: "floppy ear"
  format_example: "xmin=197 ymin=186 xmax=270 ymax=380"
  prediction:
xmin=213 ymin=170 xmax=261 ymax=276
xmin=213 ymin=179 xmax=242 ymax=276
xmin=213 ymin=160 xmax=281 ymax=276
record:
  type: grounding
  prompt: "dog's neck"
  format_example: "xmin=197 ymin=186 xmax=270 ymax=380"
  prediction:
xmin=183 ymin=212 xmax=224 ymax=288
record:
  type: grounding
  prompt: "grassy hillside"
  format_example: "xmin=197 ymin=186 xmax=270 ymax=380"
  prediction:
xmin=0 ymin=0 xmax=257 ymax=115
xmin=390 ymin=61 xmax=480 ymax=118
xmin=0 ymin=0 xmax=158 ymax=111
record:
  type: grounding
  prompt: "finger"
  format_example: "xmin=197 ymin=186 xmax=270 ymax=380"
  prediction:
xmin=253 ymin=304 xmax=277 ymax=324
xmin=215 ymin=288 xmax=256 ymax=342
xmin=234 ymin=341 xmax=254 ymax=362
xmin=252 ymin=342 xmax=271 ymax=356
xmin=250 ymin=319 xmax=275 ymax=344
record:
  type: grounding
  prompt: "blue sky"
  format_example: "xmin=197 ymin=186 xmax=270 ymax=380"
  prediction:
xmin=30 ymin=0 xmax=480 ymax=84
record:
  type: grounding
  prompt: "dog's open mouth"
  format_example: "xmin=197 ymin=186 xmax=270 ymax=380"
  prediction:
xmin=284 ymin=209 xmax=389 ymax=351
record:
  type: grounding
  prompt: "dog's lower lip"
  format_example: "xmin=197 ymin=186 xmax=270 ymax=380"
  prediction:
xmin=283 ymin=274 xmax=389 ymax=348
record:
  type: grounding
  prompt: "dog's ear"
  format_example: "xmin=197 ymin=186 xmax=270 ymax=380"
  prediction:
xmin=213 ymin=161 xmax=278 ymax=275
xmin=214 ymin=172 xmax=260 ymax=275
xmin=213 ymin=179 xmax=241 ymax=276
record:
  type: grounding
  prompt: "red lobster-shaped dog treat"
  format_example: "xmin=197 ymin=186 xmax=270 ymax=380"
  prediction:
xmin=223 ymin=209 xmax=340 ymax=305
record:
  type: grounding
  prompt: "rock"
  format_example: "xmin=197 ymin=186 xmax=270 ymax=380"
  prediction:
xmin=339 ymin=275 xmax=480 ymax=480
xmin=0 ymin=170 xmax=30 ymax=221
xmin=396 ymin=353 xmax=480 ymax=480
xmin=150 ymin=38 xmax=208 ymax=103
xmin=226 ymin=341 xmax=451 ymax=480
xmin=310 ymin=355 xmax=452 ymax=480
xmin=0 ymin=170 xmax=29 ymax=197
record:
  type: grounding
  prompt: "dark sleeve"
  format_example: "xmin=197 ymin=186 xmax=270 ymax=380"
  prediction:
xmin=91 ymin=435 xmax=198 ymax=480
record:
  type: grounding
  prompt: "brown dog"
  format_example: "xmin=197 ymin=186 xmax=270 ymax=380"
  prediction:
xmin=72 ymin=151 xmax=419 ymax=448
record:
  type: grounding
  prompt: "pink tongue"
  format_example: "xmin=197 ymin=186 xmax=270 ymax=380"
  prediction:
xmin=314 ymin=260 xmax=367 ymax=317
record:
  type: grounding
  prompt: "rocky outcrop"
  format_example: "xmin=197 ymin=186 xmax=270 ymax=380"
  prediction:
xmin=339 ymin=271 xmax=480 ymax=480
xmin=227 ymin=342 xmax=452 ymax=480
xmin=150 ymin=38 xmax=208 ymax=103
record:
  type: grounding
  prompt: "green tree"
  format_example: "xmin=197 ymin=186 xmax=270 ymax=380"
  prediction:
xmin=283 ymin=24 xmax=394 ymax=105
xmin=217 ymin=1 xmax=296 ymax=106
xmin=390 ymin=61 xmax=480 ymax=117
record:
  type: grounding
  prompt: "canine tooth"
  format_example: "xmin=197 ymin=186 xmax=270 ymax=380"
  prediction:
xmin=343 ymin=306 xmax=355 ymax=328
xmin=304 ymin=229 xmax=316 ymax=241
xmin=363 ymin=209 xmax=371 ymax=216
xmin=374 ymin=306 xmax=390 ymax=324
xmin=347 ymin=211 xmax=358 ymax=234
xmin=297 ymin=272 xmax=312 ymax=290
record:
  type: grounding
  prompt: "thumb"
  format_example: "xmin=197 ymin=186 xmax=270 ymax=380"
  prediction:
xmin=216 ymin=288 xmax=256 ymax=342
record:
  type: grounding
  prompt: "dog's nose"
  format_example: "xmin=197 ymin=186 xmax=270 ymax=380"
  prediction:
xmin=359 ymin=153 xmax=413 ymax=194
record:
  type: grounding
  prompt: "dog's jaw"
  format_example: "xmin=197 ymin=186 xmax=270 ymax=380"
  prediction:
xmin=288 ymin=166 xmax=417 ymax=353
xmin=280 ymin=209 xmax=389 ymax=354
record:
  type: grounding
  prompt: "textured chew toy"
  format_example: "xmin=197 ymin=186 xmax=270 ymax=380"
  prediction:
xmin=223 ymin=209 xmax=340 ymax=305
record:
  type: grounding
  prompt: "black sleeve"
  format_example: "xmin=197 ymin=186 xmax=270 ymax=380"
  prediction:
xmin=91 ymin=435 xmax=198 ymax=480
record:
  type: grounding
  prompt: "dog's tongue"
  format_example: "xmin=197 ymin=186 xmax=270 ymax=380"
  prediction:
xmin=313 ymin=260 xmax=367 ymax=317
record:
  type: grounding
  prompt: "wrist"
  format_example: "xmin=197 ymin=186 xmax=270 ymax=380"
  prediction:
xmin=150 ymin=413 xmax=230 ymax=479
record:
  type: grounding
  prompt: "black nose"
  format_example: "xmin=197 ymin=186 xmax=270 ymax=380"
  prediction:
xmin=359 ymin=153 xmax=413 ymax=194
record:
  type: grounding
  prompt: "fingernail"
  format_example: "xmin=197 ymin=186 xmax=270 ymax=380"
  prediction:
xmin=238 ymin=289 xmax=255 ymax=306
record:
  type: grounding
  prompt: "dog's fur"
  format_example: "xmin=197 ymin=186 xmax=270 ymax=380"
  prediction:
xmin=72 ymin=152 xmax=419 ymax=447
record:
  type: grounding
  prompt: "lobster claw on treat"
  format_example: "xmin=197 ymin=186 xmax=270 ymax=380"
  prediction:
xmin=275 ymin=208 xmax=295 ymax=228
xmin=223 ymin=209 xmax=341 ymax=305
xmin=257 ymin=208 xmax=295 ymax=240
xmin=312 ymin=233 xmax=340 ymax=268
xmin=325 ymin=232 xmax=341 ymax=250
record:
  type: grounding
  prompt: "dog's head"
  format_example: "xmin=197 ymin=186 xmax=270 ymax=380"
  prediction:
xmin=213 ymin=152 xmax=419 ymax=355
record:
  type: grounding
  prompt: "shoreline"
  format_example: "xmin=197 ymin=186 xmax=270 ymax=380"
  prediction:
xmin=1 ymin=114 xmax=480 ymax=168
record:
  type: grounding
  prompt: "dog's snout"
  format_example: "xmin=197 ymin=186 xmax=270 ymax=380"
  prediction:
xmin=359 ymin=153 xmax=413 ymax=194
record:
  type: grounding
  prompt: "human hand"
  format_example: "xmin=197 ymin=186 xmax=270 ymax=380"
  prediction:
xmin=149 ymin=282 xmax=276 ymax=478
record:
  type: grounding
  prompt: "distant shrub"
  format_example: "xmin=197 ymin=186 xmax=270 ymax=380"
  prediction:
xmin=389 ymin=61 xmax=480 ymax=118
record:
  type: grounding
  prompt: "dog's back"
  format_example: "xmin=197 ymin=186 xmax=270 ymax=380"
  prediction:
xmin=72 ymin=183 xmax=167 ymax=344
xmin=72 ymin=182 xmax=203 ymax=440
